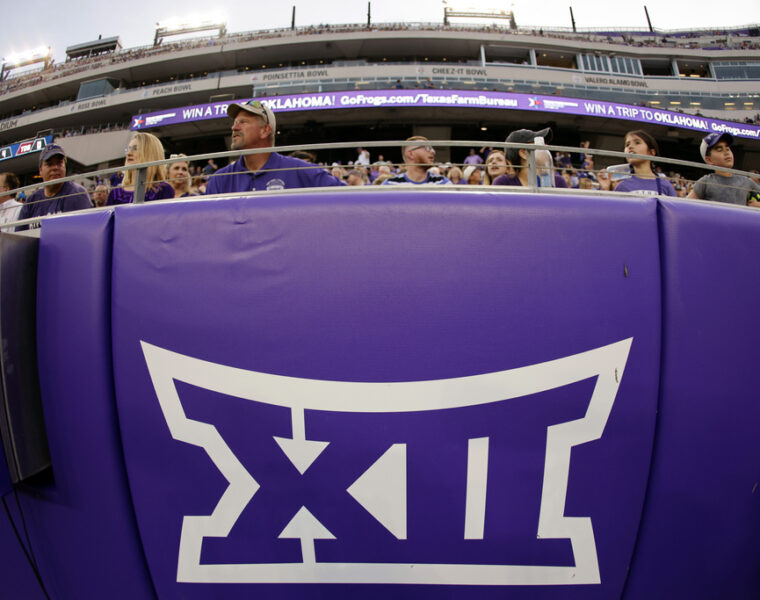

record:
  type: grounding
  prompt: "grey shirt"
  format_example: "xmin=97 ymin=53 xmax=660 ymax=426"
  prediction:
xmin=692 ymin=172 xmax=759 ymax=206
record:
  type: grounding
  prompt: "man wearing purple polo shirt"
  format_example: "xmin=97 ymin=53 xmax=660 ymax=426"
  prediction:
xmin=16 ymin=144 xmax=91 ymax=230
xmin=205 ymin=100 xmax=343 ymax=194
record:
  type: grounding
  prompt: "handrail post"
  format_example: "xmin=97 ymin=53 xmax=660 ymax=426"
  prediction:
xmin=527 ymin=147 xmax=537 ymax=191
xmin=133 ymin=166 xmax=147 ymax=204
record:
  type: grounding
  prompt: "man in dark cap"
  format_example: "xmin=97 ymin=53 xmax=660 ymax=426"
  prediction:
xmin=205 ymin=100 xmax=343 ymax=194
xmin=16 ymin=144 xmax=91 ymax=230
xmin=494 ymin=128 xmax=568 ymax=188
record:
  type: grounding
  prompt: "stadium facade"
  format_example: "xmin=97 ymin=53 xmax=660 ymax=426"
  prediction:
xmin=1 ymin=20 xmax=759 ymax=177
xmin=2 ymin=18 xmax=760 ymax=600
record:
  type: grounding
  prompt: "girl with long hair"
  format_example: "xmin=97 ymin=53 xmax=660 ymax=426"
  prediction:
xmin=482 ymin=150 xmax=512 ymax=185
xmin=613 ymin=130 xmax=676 ymax=196
xmin=107 ymin=132 xmax=175 ymax=204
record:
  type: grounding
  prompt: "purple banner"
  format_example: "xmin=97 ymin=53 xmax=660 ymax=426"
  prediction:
xmin=131 ymin=89 xmax=760 ymax=141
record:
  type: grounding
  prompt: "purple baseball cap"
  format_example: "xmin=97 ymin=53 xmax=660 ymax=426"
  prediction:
xmin=39 ymin=143 xmax=66 ymax=164
xmin=700 ymin=132 xmax=733 ymax=161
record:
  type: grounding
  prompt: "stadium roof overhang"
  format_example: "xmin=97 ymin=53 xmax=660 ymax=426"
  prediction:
xmin=66 ymin=37 xmax=122 ymax=60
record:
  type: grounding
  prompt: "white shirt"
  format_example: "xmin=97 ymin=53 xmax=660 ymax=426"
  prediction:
xmin=356 ymin=150 xmax=370 ymax=166
xmin=0 ymin=198 xmax=23 ymax=231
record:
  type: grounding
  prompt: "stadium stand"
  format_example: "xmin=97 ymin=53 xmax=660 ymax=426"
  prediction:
xmin=1 ymin=15 xmax=759 ymax=600
xmin=0 ymin=17 xmax=758 ymax=188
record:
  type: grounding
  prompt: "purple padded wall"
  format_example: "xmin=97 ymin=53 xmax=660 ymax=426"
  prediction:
xmin=20 ymin=212 xmax=156 ymax=598
xmin=15 ymin=191 xmax=758 ymax=599
xmin=110 ymin=192 xmax=661 ymax=599
xmin=0 ymin=235 xmax=44 ymax=599
xmin=623 ymin=200 xmax=760 ymax=599
xmin=0 ymin=495 xmax=46 ymax=599
xmin=0 ymin=446 xmax=9 ymax=497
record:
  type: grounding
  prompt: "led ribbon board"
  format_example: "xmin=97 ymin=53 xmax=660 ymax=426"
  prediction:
xmin=131 ymin=90 xmax=760 ymax=140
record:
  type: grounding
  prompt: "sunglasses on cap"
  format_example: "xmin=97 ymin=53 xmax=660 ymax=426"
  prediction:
xmin=241 ymin=100 xmax=270 ymax=124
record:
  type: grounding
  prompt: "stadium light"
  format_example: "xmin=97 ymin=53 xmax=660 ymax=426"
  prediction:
xmin=154 ymin=14 xmax=227 ymax=46
xmin=1 ymin=46 xmax=51 ymax=80
xmin=442 ymin=1 xmax=516 ymax=28
xmin=2 ymin=46 xmax=51 ymax=69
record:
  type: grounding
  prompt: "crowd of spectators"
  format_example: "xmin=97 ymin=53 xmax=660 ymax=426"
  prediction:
xmin=303 ymin=134 xmax=757 ymax=206
xmin=2 ymin=121 xmax=757 ymax=232
xmin=523 ymin=27 xmax=760 ymax=51
xmin=62 ymin=122 xmax=131 ymax=138
xmin=1 ymin=98 xmax=758 ymax=228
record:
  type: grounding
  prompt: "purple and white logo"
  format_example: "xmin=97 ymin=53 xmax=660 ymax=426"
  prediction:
xmin=266 ymin=178 xmax=286 ymax=191
xmin=142 ymin=338 xmax=632 ymax=586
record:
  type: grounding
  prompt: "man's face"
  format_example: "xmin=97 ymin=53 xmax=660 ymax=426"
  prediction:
xmin=346 ymin=173 xmax=363 ymax=186
xmin=705 ymin=142 xmax=734 ymax=170
xmin=406 ymin=144 xmax=436 ymax=166
xmin=231 ymin=113 xmax=271 ymax=150
xmin=40 ymin=155 xmax=66 ymax=182
xmin=92 ymin=185 xmax=108 ymax=207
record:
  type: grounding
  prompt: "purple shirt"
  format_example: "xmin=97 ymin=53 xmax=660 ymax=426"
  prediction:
xmin=492 ymin=173 xmax=568 ymax=188
xmin=205 ymin=153 xmax=344 ymax=195
xmin=463 ymin=154 xmax=483 ymax=165
xmin=107 ymin=181 xmax=175 ymax=205
xmin=614 ymin=176 xmax=676 ymax=196
xmin=17 ymin=181 xmax=91 ymax=230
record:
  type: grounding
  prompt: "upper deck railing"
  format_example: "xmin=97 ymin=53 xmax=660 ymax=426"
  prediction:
xmin=2 ymin=19 xmax=758 ymax=88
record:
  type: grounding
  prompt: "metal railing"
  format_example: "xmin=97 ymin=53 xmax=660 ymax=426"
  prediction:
xmin=2 ymin=139 xmax=758 ymax=231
